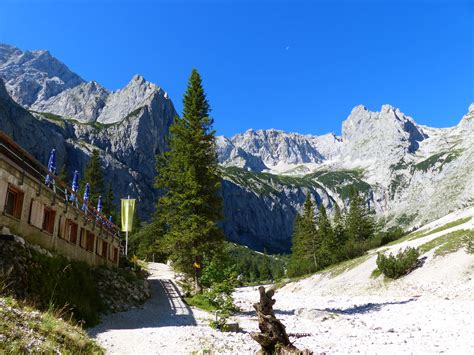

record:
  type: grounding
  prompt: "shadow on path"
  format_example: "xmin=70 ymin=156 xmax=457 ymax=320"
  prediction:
xmin=237 ymin=309 xmax=295 ymax=317
xmin=89 ymin=277 xmax=197 ymax=335
xmin=320 ymin=298 xmax=417 ymax=315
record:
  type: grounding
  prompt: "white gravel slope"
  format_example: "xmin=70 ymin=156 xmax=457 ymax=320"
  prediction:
xmin=91 ymin=207 xmax=474 ymax=354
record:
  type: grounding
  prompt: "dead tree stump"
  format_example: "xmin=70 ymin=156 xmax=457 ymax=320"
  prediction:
xmin=250 ymin=286 xmax=301 ymax=354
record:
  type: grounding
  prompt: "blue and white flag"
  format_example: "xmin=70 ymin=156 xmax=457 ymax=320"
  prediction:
xmin=82 ymin=183 xmax=90 ymax=211
xmin=45 ymin=149 xmax=56 ymax=185
xmin=69 ymin=170 xmax=79 ymax=201
xmin=97 ymin=195 xmax=103 ymax=213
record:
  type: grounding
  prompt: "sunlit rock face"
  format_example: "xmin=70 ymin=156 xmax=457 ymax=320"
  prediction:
xmin=0 ymin=44 xmax=84 ymax=107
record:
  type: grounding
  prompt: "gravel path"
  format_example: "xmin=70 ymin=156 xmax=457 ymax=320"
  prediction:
xmin=89 ymin=263 xmax=256 ymax=354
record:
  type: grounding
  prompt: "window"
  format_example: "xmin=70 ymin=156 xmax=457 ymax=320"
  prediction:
xmin=112 ymin=247 xmax=119 ymax=264
xmin=58 ymin=216 xmax=65 ymax=239
xmin=4 ymin=185 xmax=24 ymax=219
xmin=101 ymin=241 xmax=108 ymax=258
xmin=86 ymin=232 xmax=95 ymax=252
xmin=66 ymin=220 xmax=78 ymax=245
xmin=42 ymin=207 xmax=56 ymax=234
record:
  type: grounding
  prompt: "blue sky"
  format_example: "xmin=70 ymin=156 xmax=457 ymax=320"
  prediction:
xmin=0 ymin=0 xmax=472 ymax=137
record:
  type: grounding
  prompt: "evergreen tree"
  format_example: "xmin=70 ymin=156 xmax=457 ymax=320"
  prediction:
xmin=345 ymin=187 xmax=375 ymax=242
xmin=79 ymin=150 xmax=105 ymax=207
xmin=288 ymin=193 xmax=318 ymax=276
xmin=317 ymin=204 xmax=334 ymax=267
xmin=103 ymin=182 xmax=119 ymax=221
xmin=58 ymin=164 xmax=70 ymax=185
xmin=332 ymin=203 xmax=347 ymax=251
xmin=154 ymin=69 xmax=224 ymax=290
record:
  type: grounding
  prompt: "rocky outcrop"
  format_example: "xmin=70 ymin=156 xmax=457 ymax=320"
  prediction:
xmin=341 ymin=104 xmax=427 ymax=164
xmin=0 ymin=43 xmax=84 ymax=107
xmin=0 ymin=74 xmax=175 ymax=218
xmin=219 ymin=167 xmax=372 ymax=253
xmin=0 ymin=77 xmax=69 ymax=168
xmin=95 ymin=267 xmax=150 ymax=313
xmin=218 ymin=129 xmax=343 ymax=172
xmin=32 ymin=81 xmax=109 ymax=123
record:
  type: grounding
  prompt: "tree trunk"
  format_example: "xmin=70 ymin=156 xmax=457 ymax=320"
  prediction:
xmin=250 ymin=286 xmax=307 ymax=354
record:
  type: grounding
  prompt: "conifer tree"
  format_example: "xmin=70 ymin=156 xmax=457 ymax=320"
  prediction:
xmin=154 ymin=69 xmax=224 ymax=290
xmin=345 ymin=187 xmax=375 ymax=242
xmin=317 ymin=204 xmax=334 ymax=267
xmin=103 ymin=182 xmax=115 ymax=215
xmin=58 ymin=164 xmax=70 ymax=185
xmin=288 ymin=193 xmax=318 ymax=276
xmin=332 ymin=203 xmax=347 ymax=251
xmin=79 ymin=150 xmax=105 ymax=207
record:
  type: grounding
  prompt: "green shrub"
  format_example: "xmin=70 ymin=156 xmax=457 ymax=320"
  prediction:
xmin=375 ymin=247 xmax=420 ymax=279
xmin=379 ymin=227 xmax=405 ymax=246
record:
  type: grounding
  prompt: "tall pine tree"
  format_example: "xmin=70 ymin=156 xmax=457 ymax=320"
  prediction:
xmin=345 ymin=187 xmax=375 ymax=242
xmin=154 ymin=69 xmax=224 ymax=290
xmin=103 ymin=181 xmax=118 ymax=221
xmin=317 ymin=204 xmax=334 ymax=267
xmin=79 ymin=150 xmax=105 ymax=207
xmin=288 ymin=193 xmax=318 ymax=276
xmin=332 ymin=203 xmax=347 ymax=252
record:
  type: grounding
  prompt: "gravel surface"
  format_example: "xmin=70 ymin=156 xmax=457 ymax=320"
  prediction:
xmin=89 ymin=263 xmax=258 ymax=354
xmin=90 ymin=209 xmax=474 ymax=354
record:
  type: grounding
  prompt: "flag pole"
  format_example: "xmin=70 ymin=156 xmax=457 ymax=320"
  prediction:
xmin=125 ymin=195 xmax=130 ymax=257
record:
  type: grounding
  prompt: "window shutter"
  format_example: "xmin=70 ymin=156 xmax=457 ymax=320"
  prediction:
xmin=30 ymin=200 xmax=44 ymax=229
xmin=0 ymin=180 xmax=7 ymax=210
xmin=58 ymin=216 xmax=66 ymax=239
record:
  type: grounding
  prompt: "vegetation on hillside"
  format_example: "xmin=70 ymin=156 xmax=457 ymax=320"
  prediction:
xmin=220 ymin=166 xmax=371 ymax=200
xmin=12 ymin=252 xmax=103 ymax=326
xmin=375 ymin=247 xmax=420 ymax=279
xmin=419 ymin=229 xmax=474 ymax=256
xmin=288 ymin=188 xmax=405 ymax=277
xmin=0 ymin=296 xmax=103 ymax=354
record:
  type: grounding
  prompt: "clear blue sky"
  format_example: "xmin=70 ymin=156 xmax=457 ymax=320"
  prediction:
xmin=1 ymin=0 xmax=472 ymax=137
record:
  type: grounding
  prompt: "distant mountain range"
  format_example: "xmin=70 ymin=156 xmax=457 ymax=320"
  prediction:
xmin=1 ymin=43 xmax=473 ymax=253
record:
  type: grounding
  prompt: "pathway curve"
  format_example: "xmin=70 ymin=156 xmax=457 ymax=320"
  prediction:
xmin=89 ymin=263 xmax=256 ymax=354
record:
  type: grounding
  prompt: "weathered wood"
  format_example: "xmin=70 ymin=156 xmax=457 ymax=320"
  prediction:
xmin=250 ymin=286 xmax=304 ymax=355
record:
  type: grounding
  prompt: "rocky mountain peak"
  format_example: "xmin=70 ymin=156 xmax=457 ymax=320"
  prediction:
xmin=459 ymin=103 xmax=474 ymax=128
xmin=31 ymin=80 xmax=110 ymax=123
xmin=0 ymin=43 xmax=84 ymax=107
xmin=342 ymin=104 xmax=427 ymax=163
xmin=96 ymin=74 xmax=163 ymax=124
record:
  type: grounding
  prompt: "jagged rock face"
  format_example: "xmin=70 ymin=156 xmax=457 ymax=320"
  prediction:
xmin=0 ymin=79 xmax=68 ymax=167
xmin=221 ymin=171 xmax=338 ymax=252
xmin=31 ymin=81 xmax=109 ymax=122
xmin=341 ymin=104 xmax=427 ymax=164
xmin=0 ymin=44 xmax=84 ymax=107
xmin=96 ymin=75 xmax=169 ymax=124
xmin=218 ymin=129 xmax=343 ymax=172
xmin=459 ymin=104 xmax=474 ymax=129
xmin=0 ymin=75 xmax=176 ymax=219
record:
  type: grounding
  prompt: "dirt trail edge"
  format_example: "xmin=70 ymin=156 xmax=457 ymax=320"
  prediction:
xmin=89 ymin=263 xmax=255 ymax=354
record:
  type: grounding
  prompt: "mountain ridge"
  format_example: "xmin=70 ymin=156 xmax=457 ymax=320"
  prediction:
xmin=0 ymin=42 xmax=472 ymax=253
